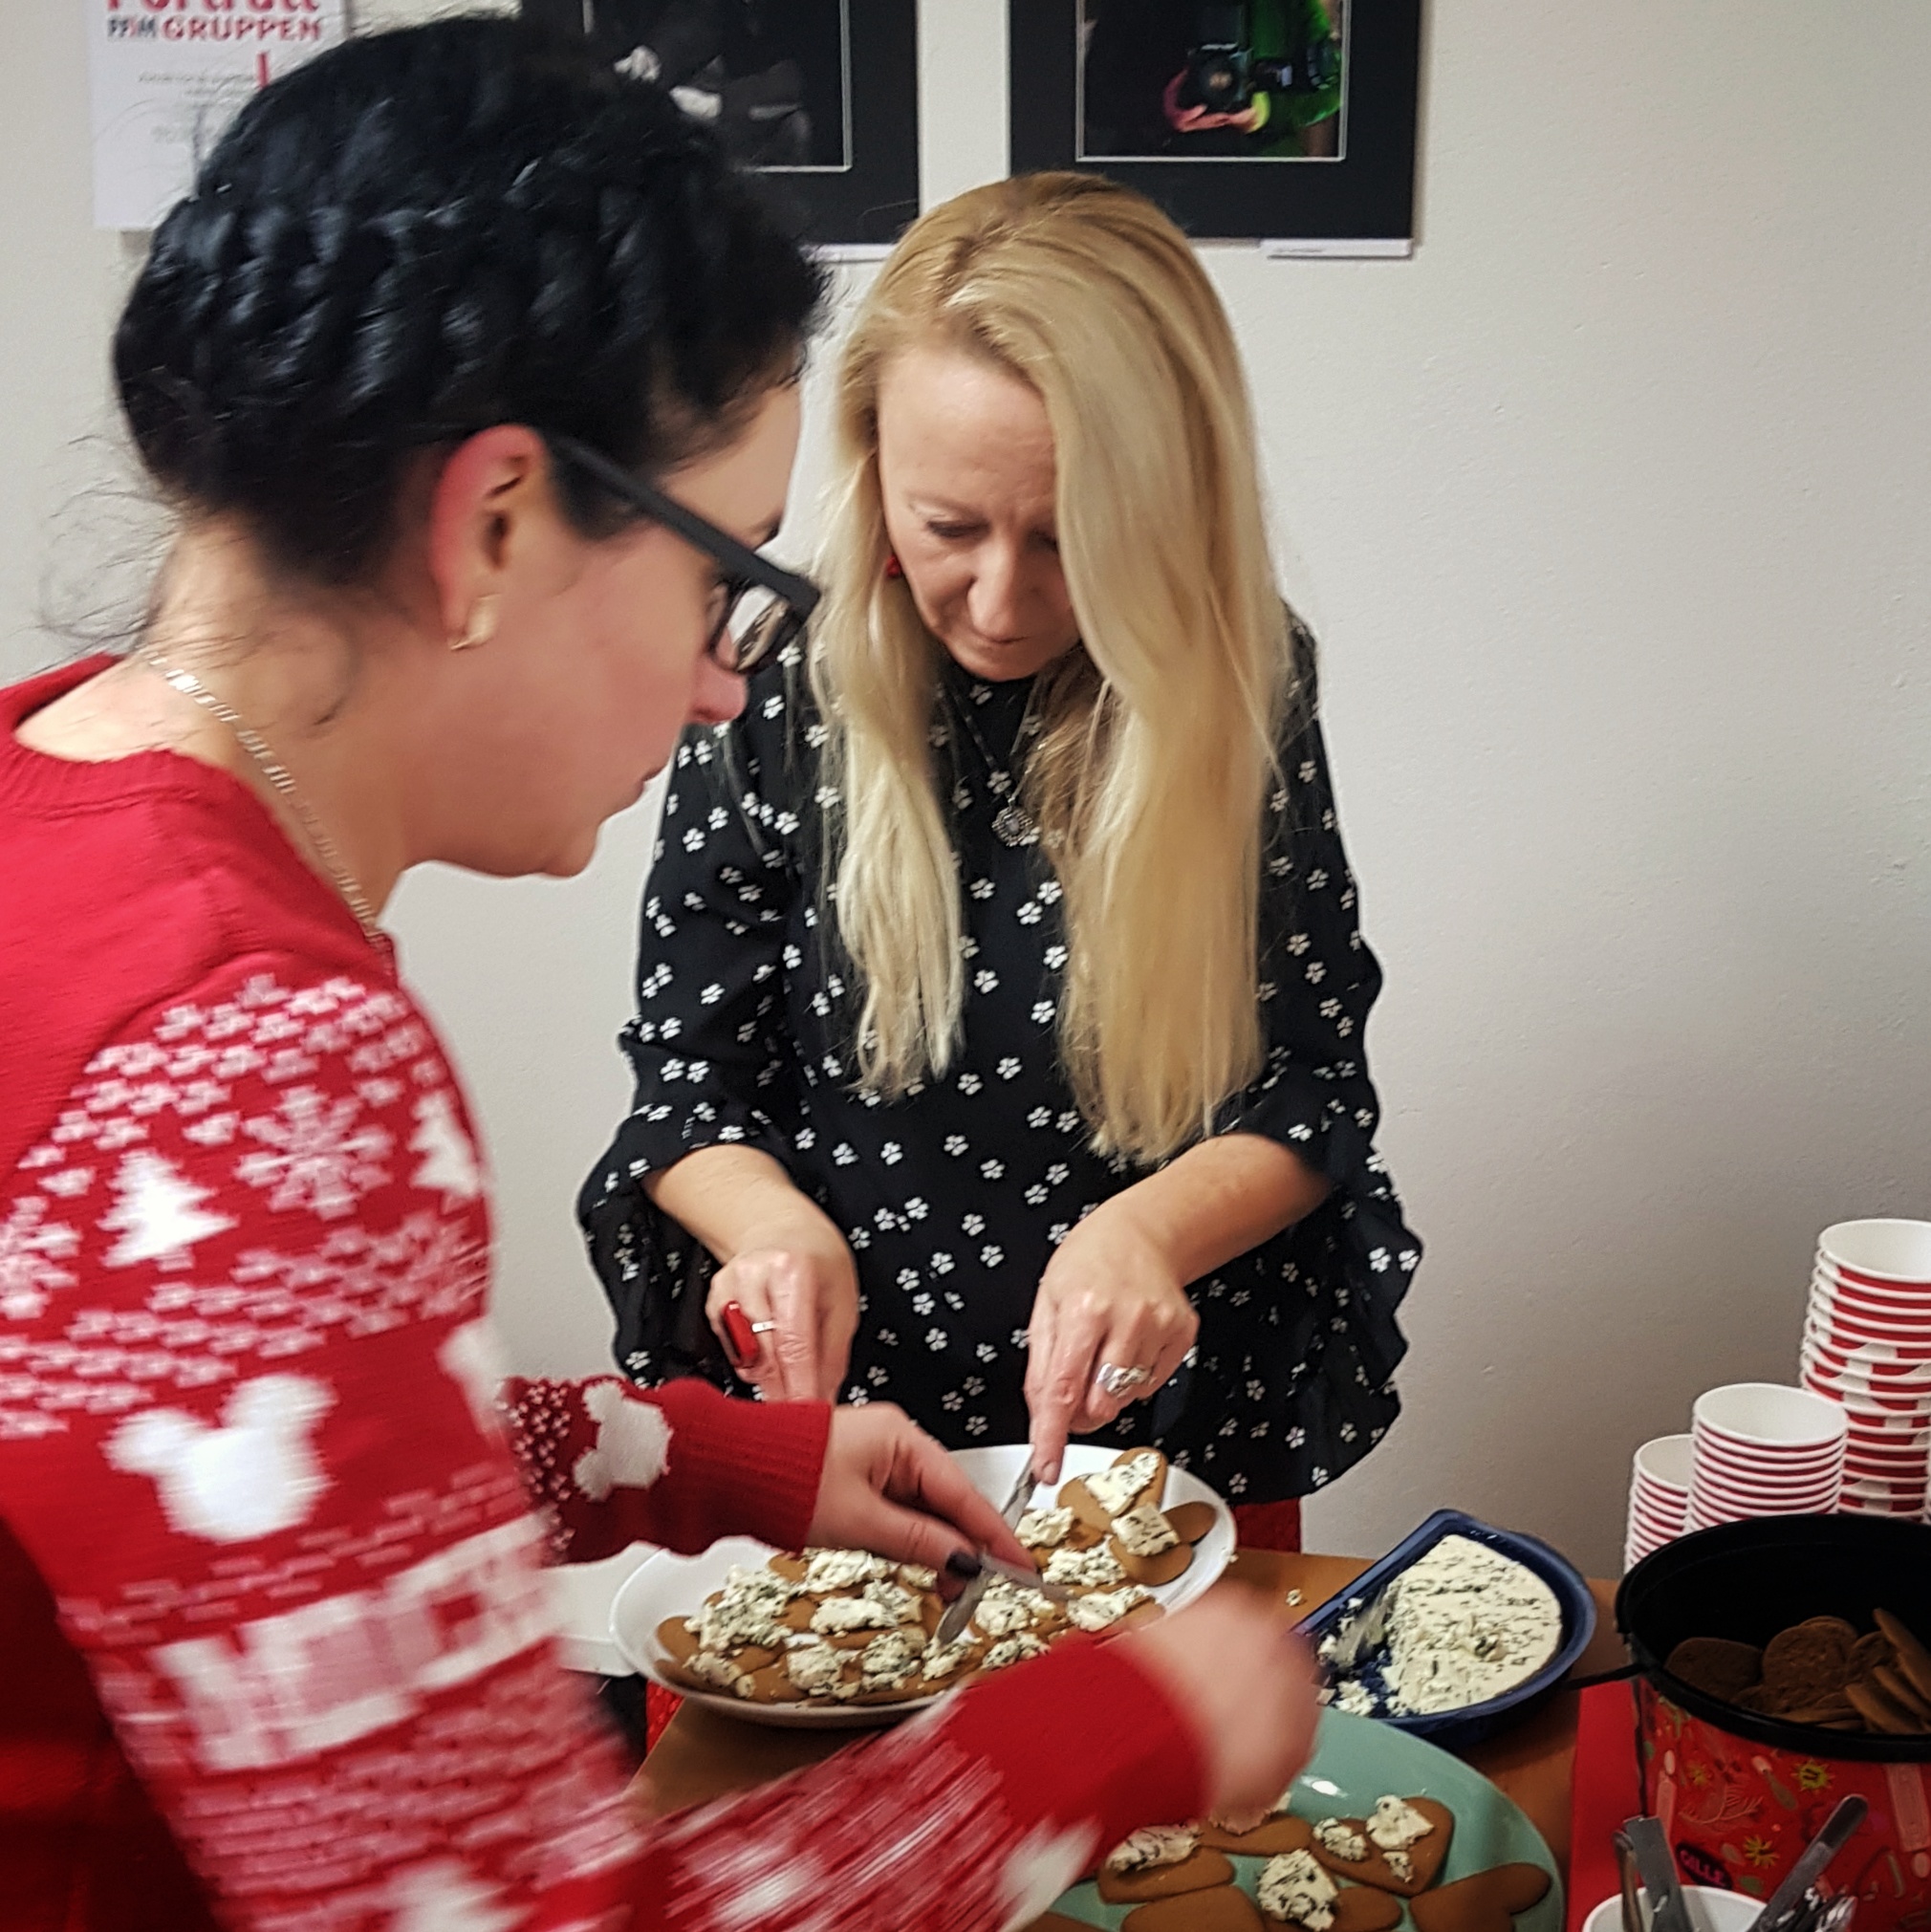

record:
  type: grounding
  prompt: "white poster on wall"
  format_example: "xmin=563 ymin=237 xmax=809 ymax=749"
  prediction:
xmin=87 ymin=0 xmax=348 ymax=231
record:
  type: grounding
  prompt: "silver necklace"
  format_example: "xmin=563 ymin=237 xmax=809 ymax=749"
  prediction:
xmin=138 ymin=648 xmax=387 ymax=947
xmin=944 ymin=684 xmax=1040 ymax=849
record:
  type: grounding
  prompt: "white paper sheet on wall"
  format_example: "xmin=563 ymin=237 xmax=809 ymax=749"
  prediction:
xmin=86 ymin=0 xmax=348 ymax=230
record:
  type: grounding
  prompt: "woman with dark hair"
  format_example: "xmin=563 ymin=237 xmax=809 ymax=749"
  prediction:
xmin=0 ymin=21 xmax=1313 ymax=1930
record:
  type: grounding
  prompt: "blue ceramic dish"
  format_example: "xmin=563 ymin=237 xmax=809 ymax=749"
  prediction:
xmin=1295 ymin=1508 xmax=1597 ymax=1752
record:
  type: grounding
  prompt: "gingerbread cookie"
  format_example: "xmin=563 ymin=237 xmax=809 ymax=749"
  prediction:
xmin=659 ymin=1654 xmax=729 ymax=1695
xmin=1846 ymin=1675 xmax=1929 ymax=1736
xmin=1308 ymin=1796 xmax=1453 ymax=1897
xmin=1326 ymin=1893 xmax=1406 ymax=1932
xmin=1062 ymin=1448 xmax=1168 ymax=1533
xmin=656 ymin=1616 xmax=701 ymax=1663
xmin=741 ymin=1661 xmax=805 ymax=1703
xmin=1124 ymin=1885 xmax=1269 ymax=1932
xmin=1097 ymin=1844 xmax=1234 ymax=1905
xmin=1845 ymin=1629 xmax=1887 ymax=1678
xmin=1761 ymin=1617 xmax=1855 ymax=1707
xmin=1408 ymin=1862 xmax=1552 ymax=1932
xmin=1198 ymin=1813 xmax=1315 ymax=1856
xmin=1877 ymin=1663 xmax=1931 ymax=1723
xmin=1671 ymin=1609 xmax=1931 ymax=1737
xmin=1780 ymin=1692 xmax=1857 ymax=1726
xmin=1876 ymin=1609 xmax=1931 ymax=1706
xmin=1663 ymin=1636 xmax=1763 ymax=1704
xmin=1256 ymin=1851 xmax=1401 ymax=1932
xmin=1165 ymin=1500 xmax=1218 ymax=1545
xmin=1110 ymin=1502 xmax=1195 ymax=1586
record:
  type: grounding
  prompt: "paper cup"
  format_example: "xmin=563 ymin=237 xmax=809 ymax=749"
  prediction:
xmin=1693 ymin=1383 xmax=1847 ymax=1450
xmin=1807 ymin=1311 xmax=1931 ymax=1354
xmin=1691 ymin=1441 xmax=1842 ymax=1487
xmin=1631 ymin=1495 xmax=1687 ymax=1524
xmin=1802 ymin=1342 xmax=1931 ymax=1383
xmin=1812 ymin=1255 xmax=1931 ymax=1297
xmin=1693 ymin=1488 xmax=1840 ymax=1520
xmin=1583 ymin=1886 xmax=1765 ymax=1932
xmin=1813 ymin=1275 xmax=1931 ymax=1320
xmin=1845 ymin=1451 xmax=1931 ymax=1475
xmin=1633 ymin=1433 xmax=1693 ymax=1487
xmin=1689 ymin=1492 xmax=1837 ymax=1524
xmin=1693 ymin=1435 xmax=1842 ymax=1474
xmin=1817 ymin=1219 xmax=1931 ymax=1287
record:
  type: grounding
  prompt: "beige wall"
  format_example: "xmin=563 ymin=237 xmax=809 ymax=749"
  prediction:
xmin=5 ymin=3 xmax=1927 ymax=1574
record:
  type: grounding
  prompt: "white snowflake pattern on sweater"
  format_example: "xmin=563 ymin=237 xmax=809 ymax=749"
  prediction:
xmin=0 ymin=963 xmax=1204 ymax=1931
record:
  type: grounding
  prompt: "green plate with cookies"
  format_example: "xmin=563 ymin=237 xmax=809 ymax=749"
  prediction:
xmin=1034 ymin=1708 xmax=1562 ymax=1932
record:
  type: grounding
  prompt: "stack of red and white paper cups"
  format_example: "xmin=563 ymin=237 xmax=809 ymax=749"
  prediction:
xmin=1624 ymin=1433 xmax=1692 ymax=1569
xmin=1685 ymin=1382 xmax=1847 ymax=1530
xmin=1801 ymin=1218 xmax=1931 ymax=1521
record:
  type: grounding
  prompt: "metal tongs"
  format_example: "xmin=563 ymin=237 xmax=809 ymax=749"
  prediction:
xmin=1624 ymin=1816 xmax=1695 ymax=1932
xmin=1750 ymin=1795 xmax=1866 ymax=1932
xmin=1617 ymin=1797 xmax=1864 ymax=1932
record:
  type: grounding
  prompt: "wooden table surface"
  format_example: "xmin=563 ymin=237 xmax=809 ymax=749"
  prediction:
xmin=640 ymin=1550 xmax=1625 ymax=1878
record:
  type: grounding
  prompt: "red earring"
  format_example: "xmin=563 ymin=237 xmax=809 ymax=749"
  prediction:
xmin=883 ymin=554 xmax=903 ymax=579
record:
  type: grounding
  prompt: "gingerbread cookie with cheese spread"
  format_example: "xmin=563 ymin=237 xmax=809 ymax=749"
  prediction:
xmin=1307 ymin=1796 xmax=1453 ymax=1896
xmin=1108 ymin=1500 xmax=1194 ymax=1586
xmin=1096 ymin=1827 xmax=1234 ymax=1904
xmin=1256 ymin=1849 xmax=1403 ymax=1932
xmin=1061 ymin=1448 xmax=1168 ymax=1533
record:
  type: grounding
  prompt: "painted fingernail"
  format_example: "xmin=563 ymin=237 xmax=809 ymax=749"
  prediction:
xmin=944 ymin=1551 xmax=983 ymax=1579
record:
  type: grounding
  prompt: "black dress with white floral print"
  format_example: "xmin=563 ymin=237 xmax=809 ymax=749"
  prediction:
xmin=579 ymin=639 xmax=1420 ymax=1503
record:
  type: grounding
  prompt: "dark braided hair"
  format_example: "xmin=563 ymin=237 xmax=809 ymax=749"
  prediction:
xmin=114 ymin=16 xmax=824 ymax=586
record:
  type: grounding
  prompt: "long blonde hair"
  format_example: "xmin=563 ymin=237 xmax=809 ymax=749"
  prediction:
xmin=812 ymin=173 xmax=1301 ymax=1164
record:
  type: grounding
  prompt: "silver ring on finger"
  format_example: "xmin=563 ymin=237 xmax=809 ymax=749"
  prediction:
xmin=749 ymin=1320 xmax=779 ymax=1335
xmin=1096 ymin=1361 xmax=1154 ymax=1400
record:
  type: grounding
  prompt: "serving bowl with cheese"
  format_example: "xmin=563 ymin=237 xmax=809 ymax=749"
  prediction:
xmin=610 ymin=1442 xmax=1236 ymax=1728
xmin=1297 ymin=1510 xmax=1595 ymax=1751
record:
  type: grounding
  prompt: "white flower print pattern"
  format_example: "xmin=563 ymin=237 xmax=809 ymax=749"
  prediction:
xmin=584 ymin=636 xmax=1419 ymax=1501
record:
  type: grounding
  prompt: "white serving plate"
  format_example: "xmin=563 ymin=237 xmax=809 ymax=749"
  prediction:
xmin=609 ymin=1442 xmax=1234 ymax=1729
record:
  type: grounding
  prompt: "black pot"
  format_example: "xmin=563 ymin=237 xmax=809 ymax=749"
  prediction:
xmin=1616 ymin=1513 xmax=1931 ymax=1764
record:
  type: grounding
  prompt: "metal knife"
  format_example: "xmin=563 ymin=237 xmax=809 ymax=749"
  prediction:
xmin=1752 ymin=1795 xmax=1867 ymax=1932
xmin=935 ymin=1459 xmax=1038 ymax=1648
xmin=979 ymin=1553 xmax=1073 ymax=1604
xmin=1624 ymin=1816 xmax=1693 ymax=1932
xmin=1612 ymin=1831 xmax=1643 ymax=1932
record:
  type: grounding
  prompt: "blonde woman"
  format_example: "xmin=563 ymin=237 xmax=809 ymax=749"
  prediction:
xmin=583 ymin=173 xmax=1420 ymax=1535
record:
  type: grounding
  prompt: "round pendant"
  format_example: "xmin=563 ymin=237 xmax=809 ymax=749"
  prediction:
xmin=992 ymin=801 xmax=1039 ymax=848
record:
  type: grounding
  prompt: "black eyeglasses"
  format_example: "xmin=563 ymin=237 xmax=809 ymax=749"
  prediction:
xmin=547 ymin=434 xmax=821 ymax=677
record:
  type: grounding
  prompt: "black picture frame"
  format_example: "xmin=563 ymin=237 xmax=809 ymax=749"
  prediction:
xmin=1009 ymin=0 xmax=1421 ymax=246
xmin=521 ymin=0 xmax=919 ymax=250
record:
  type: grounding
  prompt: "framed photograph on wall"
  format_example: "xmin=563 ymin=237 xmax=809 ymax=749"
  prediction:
xmin=519 ymin=1 xmax=918 ymax=250
xmin=1009 ymin=1 xmax=1421 ymax=249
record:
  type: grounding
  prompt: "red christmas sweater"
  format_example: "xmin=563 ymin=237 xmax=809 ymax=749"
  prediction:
xmin=0 ymin=659 xmax=1204 ymax=1931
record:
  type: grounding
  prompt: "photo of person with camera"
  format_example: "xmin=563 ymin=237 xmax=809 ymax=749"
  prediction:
xmin=1081 ymin=0 xmax=1344 ymax=160
xmin=524 ymin=0 xmax=847 ymax=169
